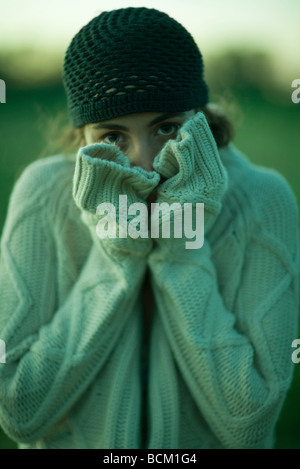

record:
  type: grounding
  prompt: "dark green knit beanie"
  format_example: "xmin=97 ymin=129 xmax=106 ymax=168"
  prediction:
xmin=63 ymin=7 xmax=209 ymax=128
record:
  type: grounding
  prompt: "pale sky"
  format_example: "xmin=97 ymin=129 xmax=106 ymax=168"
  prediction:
xmin=0 ymin=0 xmax=299 ymax=75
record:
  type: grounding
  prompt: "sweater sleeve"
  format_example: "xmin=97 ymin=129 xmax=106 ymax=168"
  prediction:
xmin=0 ymin=157 xmax=146 ymax=444
xmin=147 ymin=169 xmax=299 ymax=449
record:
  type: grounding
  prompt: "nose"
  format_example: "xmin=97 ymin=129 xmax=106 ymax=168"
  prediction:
xmin=128 ymin=138 xmax=158 ymax=172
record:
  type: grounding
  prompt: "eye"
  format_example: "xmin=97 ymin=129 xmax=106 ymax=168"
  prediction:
xmin=157 ymin=123 xmax=180 ymax=137
xmin=102 ymin=133 xmax=124 ymax=145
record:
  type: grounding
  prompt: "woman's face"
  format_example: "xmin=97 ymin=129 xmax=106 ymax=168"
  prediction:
xmin=82 ymin=110 xmax=196 ymax=171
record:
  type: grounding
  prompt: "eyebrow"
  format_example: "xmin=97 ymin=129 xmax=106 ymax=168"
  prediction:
xmin=91 ymin=112 xmax=186 ymax=131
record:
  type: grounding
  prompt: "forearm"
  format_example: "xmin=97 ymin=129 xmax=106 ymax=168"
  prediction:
xmin=0 ymin=235 xmax=146 ymax=443
xmin=0 ymin=153 xmax=149 ymax=443
xmin=148 ymin=235 xmax=298 ymax=448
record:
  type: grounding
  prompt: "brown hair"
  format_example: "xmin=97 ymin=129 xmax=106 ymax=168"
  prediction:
xmin=199 ymin=103 xmax=235 ymax=148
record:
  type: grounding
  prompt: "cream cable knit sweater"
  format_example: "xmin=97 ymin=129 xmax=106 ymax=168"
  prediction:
xmin=0 ymin=114 xmax=298 ymax=449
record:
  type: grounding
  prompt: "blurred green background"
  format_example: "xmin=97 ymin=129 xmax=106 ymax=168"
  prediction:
xmin=0 ymin=0 xmax=299 ymax=449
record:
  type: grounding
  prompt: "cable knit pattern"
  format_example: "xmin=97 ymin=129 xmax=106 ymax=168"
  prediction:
xmin=0 ymin=131 xmax=298 ymax=448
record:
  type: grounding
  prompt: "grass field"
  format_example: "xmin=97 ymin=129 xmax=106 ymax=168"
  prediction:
xmin=0 ymin=82 xmax=299 ymax=449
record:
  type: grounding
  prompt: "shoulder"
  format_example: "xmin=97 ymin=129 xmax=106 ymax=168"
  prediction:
xmin=219 ymin=144 xmax=298 ymax=252
xmin=220 ymin=143 xmax=298 ymax=211
xmin=6 ymin=154 xmax=77 ymax=227
xmin=9 ymin=154 xmax=76 ymax=205
xmin=12 ymin=154 xmax=75 ymax=194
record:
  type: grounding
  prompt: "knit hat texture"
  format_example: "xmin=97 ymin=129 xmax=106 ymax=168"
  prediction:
xmin=63 ymin=7 xmax=209 ymax=128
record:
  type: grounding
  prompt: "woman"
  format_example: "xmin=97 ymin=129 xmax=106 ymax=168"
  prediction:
xmin=0 ymin=7 xmax=298 ymax=449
